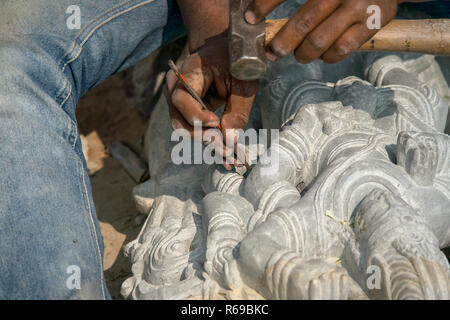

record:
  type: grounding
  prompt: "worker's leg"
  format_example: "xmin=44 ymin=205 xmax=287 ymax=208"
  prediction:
xmin=0 ymin=0 xmax=184 ymax=299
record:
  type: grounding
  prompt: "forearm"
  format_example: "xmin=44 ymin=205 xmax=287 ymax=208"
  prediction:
xmin=176 ymin=0 xmax=229 ymax=52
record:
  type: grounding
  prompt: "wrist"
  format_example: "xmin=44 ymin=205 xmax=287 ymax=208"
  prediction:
xmin=187 ymin=18 xmax=228 ymax=52
xmin=177 ymin=0 xmax=229 ymax=52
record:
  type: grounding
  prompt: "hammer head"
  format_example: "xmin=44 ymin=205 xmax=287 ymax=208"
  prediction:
xmin=229 ymin=0 xmax=266 ymax=81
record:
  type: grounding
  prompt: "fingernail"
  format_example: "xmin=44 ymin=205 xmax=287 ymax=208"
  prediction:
xmin=203 ymin=135 xmax=213 ymax=145
xmin=234 ymin=159 xmax=244 ymax=167
xmin=245 ymin=11 xmax=256 ymax=24
xmin=336 ymin=47 xmax=350 ymax=56
xmin=225 ymin=128 xmax=240 ymax=145
xmin=171 ymin=119 xmax=180 ymax=130
xmin=266 ymin=51 xmax=279 ymax=62
xmin=204 ymin=120 xmax=220 ymax=127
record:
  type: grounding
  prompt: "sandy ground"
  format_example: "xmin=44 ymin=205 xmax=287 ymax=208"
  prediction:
xmin=76 ymin=68 xmax=450 ymax=300
xmin=76 ymin=70 xmax=149 ymax=300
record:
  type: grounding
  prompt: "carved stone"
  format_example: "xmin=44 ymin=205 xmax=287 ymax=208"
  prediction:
xmin=121 ymin=48 xmax=449 ymax=300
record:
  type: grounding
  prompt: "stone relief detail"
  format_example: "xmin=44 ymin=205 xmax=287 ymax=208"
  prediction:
xmin=121 ymin=51 xmax=450 ymax=300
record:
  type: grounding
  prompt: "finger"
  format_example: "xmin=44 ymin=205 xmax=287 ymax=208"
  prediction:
xmin=209 ymin=136 xmax=238 ymax=170
xmin=165 ymin=68 xmax=178 ymax=96
xmin=268 ymin=0 xmax=340 ymax=60
xmin=220 ymin=79 xmax=258 ymax=143
xmin=169 ymin=64 xmax=220 ymax=128
xmin=320 ymin=0 xmax=398 ymax=64
xmin=245 ymin=0 xmax=285 ymax=25
xmin=320 ymin=23 xmax=374 ymax=64
xmin=168 ymin=99 xmax=236 ymax=171
xmin=166 ymin=76 xmax=238 ymax=171
xmin=165 ymin=80 xmax=206 ymax=135
xmin=294 ymin=6 xmax=359 ymax=63
xmin=204 ymin=72 xmax=228 ymax=111
xmin=167 ymin=94 xmax=219 ymax=144
xmin=167 ymin=87 xmax=232 ymax=155
xmin=165 ymin=82 xmax=193 ymax=132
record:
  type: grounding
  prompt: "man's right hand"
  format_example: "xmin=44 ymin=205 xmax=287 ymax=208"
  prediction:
xmin=245 ymin=0 xmax=403 ymax=64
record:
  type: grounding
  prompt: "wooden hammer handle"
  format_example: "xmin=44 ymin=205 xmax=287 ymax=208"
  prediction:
xmin=266 ymin=19 xmax=450 ymax=56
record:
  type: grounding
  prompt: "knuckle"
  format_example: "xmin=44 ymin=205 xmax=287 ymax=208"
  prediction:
xmin=306 ymin=32 xmax=329 ymax=51
xmin=230 ymin=110 xmax=250 ymax=129
xmin=348 ymin=0 xmax=367 ymax=14
xmin=335 ymin=35 xmax=360 ymax=55
xmin=335 ymin=42 xmax=352 ymax=56
xmin=236 ymin=110 xmax=250 ymax=125
xmin=294 ymin=16 xmax=314 ymax=34
xmin=269 ymin=42 xmax=289 ymax=58
xmin=316 ymin=0 xmax=331 ymax=12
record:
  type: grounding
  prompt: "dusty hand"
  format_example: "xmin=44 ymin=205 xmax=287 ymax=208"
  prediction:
xmin=164 ymin=33 xmax=258 ymax=140
xmin=245 ymin=0 xmax=401 ymax=63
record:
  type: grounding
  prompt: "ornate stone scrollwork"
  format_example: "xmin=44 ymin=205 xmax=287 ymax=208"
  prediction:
xmin=122 ymin=49 xmax=450 ymax=300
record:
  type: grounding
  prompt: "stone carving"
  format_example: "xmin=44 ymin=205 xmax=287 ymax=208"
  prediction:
xmin=119 ymin=0 xmax=450 ymax=299
xmin=121 ymin=50 xmax=450 ymax=300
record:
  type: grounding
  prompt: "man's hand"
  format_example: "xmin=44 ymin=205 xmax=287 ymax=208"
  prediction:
xmin=245 ymin=0 xmax=402 ymax=63
xmin=164 ymin=32 xmax=258 ymax=142
xmin=166 ymin=1 xmax=258 ymax=139
xmin=165 ymin=1 xmax=258 ymax=169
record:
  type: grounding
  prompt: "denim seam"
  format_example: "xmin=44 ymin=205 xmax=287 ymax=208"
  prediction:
xmin=75 ymin=147 xmax=105 ymax=299
xmin=55 ymin=0 xmax=157 ymax=299
xmin=56 ymin=75 xmax=70 ymax=104
xmin=57 ymin=0 xmax=156 ymax=74
xmin=59 ymin=81 xmax=78 ymax=150
xmin=56 ymin=0 xmax=132 ymax=70
xmin=79 ymin=152 xmax=104 ymax=299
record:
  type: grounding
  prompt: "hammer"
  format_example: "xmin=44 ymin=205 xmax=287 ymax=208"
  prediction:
xmin=229 ymin=0 xmax=450 ymax=81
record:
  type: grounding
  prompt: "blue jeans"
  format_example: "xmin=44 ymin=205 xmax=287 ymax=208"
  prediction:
xmin=0 ymin=0 xmax=184 ymax=299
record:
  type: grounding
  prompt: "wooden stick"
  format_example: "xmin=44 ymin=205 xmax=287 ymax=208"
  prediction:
xmin=265 ymin=19 xmax=450 ymax=56
xmin=109 ymin=142 xmax=149 ymax=183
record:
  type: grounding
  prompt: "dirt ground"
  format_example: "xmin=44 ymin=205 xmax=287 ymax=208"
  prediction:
xmin=76 ymin=70 xmax=149 ymax=300
xmin=77 ymin=67 xmax=450 ymax=301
